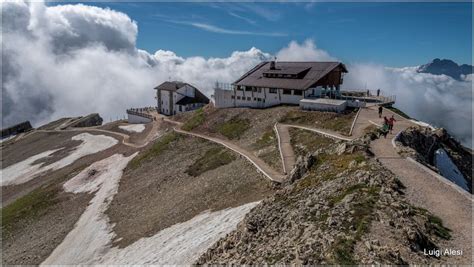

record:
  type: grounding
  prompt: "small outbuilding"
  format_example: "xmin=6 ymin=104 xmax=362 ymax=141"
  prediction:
xmin=154 ymin=81 xmax=209 ymax=115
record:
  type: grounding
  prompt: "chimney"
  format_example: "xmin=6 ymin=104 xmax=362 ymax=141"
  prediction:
xmin=270 ymin=60 xmax=276 ymax=70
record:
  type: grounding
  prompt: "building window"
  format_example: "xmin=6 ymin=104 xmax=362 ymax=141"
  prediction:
xmin=254 ymin=97 xmax=257 ymax=101
xmin=283 ymin=89 xmax=292 ymax=95
xmin=269 ymin=88 xmax=277 ymax=94
xmin=257 ymin=98 xmax=261 ymax=102
xmin=237 ymin=96 xmax=241 ymax=100
xmin=245 ymin=87 xmax=252 ymax=92
xmin=247 ymin=97 xmax=251 ymax=101
xmin=236 ymin=86 xmax=243 ymax=91
xmin=231 ymin=95 xmax=235 ymax=99
xmin=293 ymin=90 xmax=303 ymax=96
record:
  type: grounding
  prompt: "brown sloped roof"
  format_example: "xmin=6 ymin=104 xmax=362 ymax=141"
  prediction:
xmin=233 ymin=61 xmax=348 ymax=90
xmin=176 ymin=90 xmax=210 ymax=105
xmin=154 ymin=81 xmax=187 ymax=91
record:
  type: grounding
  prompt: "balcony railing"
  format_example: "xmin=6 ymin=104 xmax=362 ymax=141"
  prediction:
xmin=126 ymin=108 xmax=154 ymax=120
xmin=214 ymin=82 xmax=234 ymax=91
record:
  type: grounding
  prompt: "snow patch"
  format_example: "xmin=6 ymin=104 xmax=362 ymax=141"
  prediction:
xmin=43 ymin=153 xmax=137 ymax=265
xmin=1 ymin=133 xmax=118 ymax=186
xmin=43 ymin=152 xmax=258 ymax=265
xmin=0 ymin=149 xmax=62 ymax=186
xmin=119 ymin=124 xmax=145 ymax=133
xmin=0 ymin=134 xmax=17 ymax=143
xmin=100 ymin=202 xmax=258 ymax=265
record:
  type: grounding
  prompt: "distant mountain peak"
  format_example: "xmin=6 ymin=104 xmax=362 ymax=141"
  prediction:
xmin=417 ymin=58 xmax=473 ymax=81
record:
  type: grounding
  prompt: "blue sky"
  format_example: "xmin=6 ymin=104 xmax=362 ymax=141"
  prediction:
xmin=60 ymin=2 xmax=471 ymax=67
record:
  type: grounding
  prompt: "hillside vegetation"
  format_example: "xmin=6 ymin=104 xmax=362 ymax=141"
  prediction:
xmin=174 ymin=106 xmax=357 ymax=174
xmin=198 ymin=137 xmax=451 ymax=265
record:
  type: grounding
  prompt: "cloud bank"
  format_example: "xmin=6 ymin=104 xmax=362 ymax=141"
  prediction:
xmin=2 ymin=1 xmax=472 ymax=147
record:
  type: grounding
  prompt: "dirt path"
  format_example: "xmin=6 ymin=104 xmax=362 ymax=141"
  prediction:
xmin=158 ymin=115 xmax=285 ymax=183
xmin=160 ymin=108 xmax=473 ymax=261
xmin=173 ymin=127 xmax=285 ymax=183
xmin=358 ymin=106 xmax=473 ymax=264
xmin=274 ymin=124 xmax=296 ymax=174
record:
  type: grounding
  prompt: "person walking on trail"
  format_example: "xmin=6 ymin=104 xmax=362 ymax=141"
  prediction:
xmin=388 ymin=115 xmax=396 ymax=133
xmin=378 ymin=106 xmax=383 ymax=118
xmin=380 ymin=116 xmax=390 ymax=138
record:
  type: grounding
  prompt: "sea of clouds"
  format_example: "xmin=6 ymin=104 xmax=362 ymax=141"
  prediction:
xmin=2 ymin=1 xmax=472 ymax=147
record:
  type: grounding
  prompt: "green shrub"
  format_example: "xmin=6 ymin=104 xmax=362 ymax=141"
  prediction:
xmin=216 ymin=117 xmax=250 ymax=139
xmin=1 ymin=186 xmax=59 ymax=236
xmin=182 ymin=108 xmax=205 ymax=131
xmin=254 ymin=129 xmax=276 ymax=149
xmin=427 ymin=214 xmax=451 ymax=240
xmin=185 ymin=147 xmax=236 ymax=176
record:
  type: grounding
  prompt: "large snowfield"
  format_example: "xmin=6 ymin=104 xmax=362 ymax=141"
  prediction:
xmin=119 ymin=124 xmax=146 ymax=133
xmin=1 ymin=133 xmax=118 ymax=186
xmin=42 ymin=152 xmax=258 ymax=265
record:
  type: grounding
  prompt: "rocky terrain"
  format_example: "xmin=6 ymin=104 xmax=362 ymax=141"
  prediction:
xmin=397 ymin=126 xmax=472 ymax=192
xmin=198 ymin=135 xmax=454 ymax=265
xmin=1 ymin=106 xmax=470 ymax=265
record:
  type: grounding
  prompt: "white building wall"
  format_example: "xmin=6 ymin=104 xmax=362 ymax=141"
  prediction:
xmin=300 ymin=100 xmax=347 ymax=113
xmin=160 ymin=90 xmax=171 ymax=115
xmin=280 ymin=89 xmax=304 ymax=105
xmin=263 ymin=88 xmax=280 ymax=107
xmin=346 ymin=100 xmax=367 ymax=108
xmin=179 ymin=84 xmax=196 ymax=97
xmin=214 ymin=88 xmax=235 ymax=108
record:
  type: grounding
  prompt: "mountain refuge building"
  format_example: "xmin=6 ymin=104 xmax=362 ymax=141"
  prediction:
xmin=154 ymin=81 xmax=210 ymax=115
xmin=214 ymin=61 xmax=350 ymax=111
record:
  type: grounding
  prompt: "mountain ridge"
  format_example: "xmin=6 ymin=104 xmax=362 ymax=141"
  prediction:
xmin=417 ymin=58 xmax=473 ymax=80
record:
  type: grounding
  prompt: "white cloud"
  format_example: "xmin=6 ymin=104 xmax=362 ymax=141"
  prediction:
xmin=228 ymin=12 xmax=257 ymax=25
xmin=167 ymin=20 xmax=286 ymax=37
xmin=344 ymin=64 xmax=472 ymax=147
xmin=276 ymin=39 xmax=337 ymax=61
xmin=2 ymin=1 xmax=472 ymax=148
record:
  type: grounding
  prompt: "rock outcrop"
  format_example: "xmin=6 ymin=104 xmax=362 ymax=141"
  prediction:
xmin=68 ymin=113 xmax=103 ymax=128
xmin=1 ymin=121 xmax=33 ymax=138
xmin=197 ymin=141 xmax=451 ymax=265
xmin=397 ymin=126 xmax=472 ymax=191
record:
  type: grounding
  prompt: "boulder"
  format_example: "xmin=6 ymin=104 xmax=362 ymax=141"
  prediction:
xmin=68 ymin=113 xmax=103 ymax=128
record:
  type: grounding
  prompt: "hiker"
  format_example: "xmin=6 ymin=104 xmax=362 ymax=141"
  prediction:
xmin=381 ymin=122 xmax=389 ymax=138
xmin=379 ymin=117 xmax=390 ymax=138
xmin=388 ymin=115 xmax=396 ymax=133
xmin=378 ymin=106 xmax=383 ymax=118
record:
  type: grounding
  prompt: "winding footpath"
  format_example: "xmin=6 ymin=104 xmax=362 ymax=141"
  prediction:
xmin=164 ymin=118 xmax=285 ymax=183
xmin=274 ymin=123 xmax=296 ymax=174
xmin=357 ymin=107 xmax=472 ymax=264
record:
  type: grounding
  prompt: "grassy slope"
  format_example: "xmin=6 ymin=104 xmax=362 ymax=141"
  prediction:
xmin=279 ymin=109 xmax=357 ymax=135
xmin=185 ymin=147 xmax=236 ymax=177
xmin=176 ymin=106 xmax=357 ymax=174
